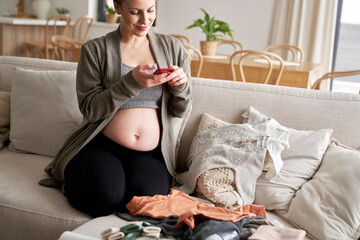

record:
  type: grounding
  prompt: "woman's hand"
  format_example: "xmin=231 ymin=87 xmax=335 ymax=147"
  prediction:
xmin=132 ymin=64 xmax=187 ymax=88
xmin=163 ymin=65 xmax=188 ymax=87
xmin=132 ymin=64 xmax=162 ymax=88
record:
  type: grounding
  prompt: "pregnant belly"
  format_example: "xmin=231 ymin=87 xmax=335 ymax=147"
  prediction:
xmin=101 ymin=108 xmax=161 ymax=151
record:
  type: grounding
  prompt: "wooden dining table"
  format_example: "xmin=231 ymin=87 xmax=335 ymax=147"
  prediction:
xmin=190 ymin=55 xmax=323 ymax=88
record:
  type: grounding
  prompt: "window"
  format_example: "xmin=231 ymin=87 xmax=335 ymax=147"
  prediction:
xmin=97 ymin=0 xmax=106 ymax=22
xmin=97 ymin=0 xmax=115 ymax=22
xmin=332 ymin=0 xmax=360 ymax=93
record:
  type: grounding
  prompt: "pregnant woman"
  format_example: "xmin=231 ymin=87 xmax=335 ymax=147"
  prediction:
xmin=40 ymin=0 xmax=192 ymax=217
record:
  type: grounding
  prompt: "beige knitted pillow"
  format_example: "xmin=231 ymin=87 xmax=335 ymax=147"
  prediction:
xmin=196 ymin=168 xmax=243 ymax=209
xmin=194 ymin=113 xmax=243 ymax=209
xmin=0 ymin=91 xmax=10 ymax=149
xmin=196 ymin=113 xmax=230 ymax=134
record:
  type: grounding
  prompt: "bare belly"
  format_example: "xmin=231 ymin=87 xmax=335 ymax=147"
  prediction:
xmin=101 ymin=108 xmax=161 ymax=151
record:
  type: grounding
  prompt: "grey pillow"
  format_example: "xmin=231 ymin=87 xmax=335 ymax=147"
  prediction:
xmin=9 ymin=68 xmax=82 ymax=157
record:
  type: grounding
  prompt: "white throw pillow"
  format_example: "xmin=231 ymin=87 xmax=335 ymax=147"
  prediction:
xmin=0 ymin=91 xmax=11 ymax=149
xmin=280 ymin=139 xmax=360 ymax=240
xmin=244 ymin=106 xmax=333 ymax=211
xmin=9 ymin=68 xmax=82 ymax=157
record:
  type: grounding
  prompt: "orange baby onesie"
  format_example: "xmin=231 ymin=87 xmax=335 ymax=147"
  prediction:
xmin=126 ymin=189 xmax=266 ymax=229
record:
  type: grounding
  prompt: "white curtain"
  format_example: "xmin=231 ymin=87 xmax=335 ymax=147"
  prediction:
xmin=269 ymin=0 xmax=338 ymax=89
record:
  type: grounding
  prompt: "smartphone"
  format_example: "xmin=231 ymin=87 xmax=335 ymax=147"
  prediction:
xmin=154 ymin=68 xmax=175 ymax=75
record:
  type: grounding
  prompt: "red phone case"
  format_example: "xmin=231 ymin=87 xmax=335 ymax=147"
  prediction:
xmin=154 ymin=68 xmax=175 ymax=75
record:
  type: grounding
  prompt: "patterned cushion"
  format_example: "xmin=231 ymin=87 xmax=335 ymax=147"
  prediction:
xmin=194 ymin=113 xmax=242 ymax=209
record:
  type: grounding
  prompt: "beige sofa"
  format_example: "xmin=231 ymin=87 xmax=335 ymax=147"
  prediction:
xmin=1 ymin=56 xmax=360 ymax=240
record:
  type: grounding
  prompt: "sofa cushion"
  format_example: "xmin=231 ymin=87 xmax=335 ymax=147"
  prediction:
xmin=187 ymin=112 xmax=289 ymax=209
xmin=178 ymin=78 xmax=360 ymax=172
xmin=0 ymin=147 xmax=91 ymax=240
xmin=0 ymin=56 xmax=77 ymax=92
xmin=196 ymin=113 xmax=231 ymax=134
xmin=0 ymin=91 xmax=10 ymax=149
xmin=9 ymin=68 xmax=83 ymax=157
xmin=279 ymin=139 xmax=360 ymax=240
xmin=185 ymin=113 xmax=241 ymax=209
xmin=242 ymin=107 xmax=332 ymax=211
xmin=186 ymin=107 xmax=332 ymax=212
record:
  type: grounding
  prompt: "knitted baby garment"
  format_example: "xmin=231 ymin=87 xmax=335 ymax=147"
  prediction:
xmin=179 ymin=121 xmax=289 ymax=205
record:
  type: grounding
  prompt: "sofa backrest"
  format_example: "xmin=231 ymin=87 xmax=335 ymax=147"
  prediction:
xmin=1 ymin=56 xmax=359 ymax=172
xmin=177 ymin=77 xmax=360 ymax=170
xmin=0 ymin=56 xmax=77 ymax=92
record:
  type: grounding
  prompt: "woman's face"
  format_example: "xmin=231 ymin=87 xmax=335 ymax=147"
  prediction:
xmin=115 ymin=0 xmax=156 ymax=37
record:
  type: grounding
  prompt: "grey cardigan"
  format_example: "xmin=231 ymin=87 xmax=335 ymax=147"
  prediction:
xmin=40 ymin=28 xmax=192 ymax=189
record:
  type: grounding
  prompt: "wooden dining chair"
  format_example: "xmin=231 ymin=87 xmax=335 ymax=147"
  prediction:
xmin=51 ymin=35 xmax=82 ymax=62
xmin=72 ymin=16 xmax=93 ymax=44
xmin=25 ymin=14 xmax=71 ymax=59
xmin=216 ymin=40 xmax=243 ymax=54
xmin=170 ymin=34 xmax=191 ymax=45
xmin=264 ymin=44 xmax=304 ymax=62
xmin=311 ymin=70 xmax=360 ymax=93
xmin=183 ymin=44 xmax=203 ymax=77
xmin=230 ymin=50 xmax=284 ymax=85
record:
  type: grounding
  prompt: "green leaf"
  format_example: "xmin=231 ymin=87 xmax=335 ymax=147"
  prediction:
xmin=209 ymin=17 xmax=215 ymax=35
xmin=186 ymin=19 xmax=204 ymax=29
xmin=106 ymin=5 xmax=116 ymax=14
xmin=200 ymin=8 xmax=210 ymax=25
xmin=186 ymin=8 xmax=234 ymax=42
xmin=56 ymin=7 xmax=70 ymax=14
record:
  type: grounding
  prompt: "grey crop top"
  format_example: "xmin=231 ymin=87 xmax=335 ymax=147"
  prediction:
xmin=120 ymin=63 xmax=163 ymax=109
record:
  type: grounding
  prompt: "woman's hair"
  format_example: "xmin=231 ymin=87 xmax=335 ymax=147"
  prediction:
xmin=114 ymin=0 xmax=159 ymax=7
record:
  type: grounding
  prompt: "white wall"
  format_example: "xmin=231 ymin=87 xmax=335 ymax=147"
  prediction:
xmin=25 ymin=0 xmax=91 ymax=20
xmin=0 ymin=0 xmax=94 ymax=21
xmin=1 ymin=0 xmax=276 ymax=50
xmin=156 ymin=0 xmax=276 ymax=50
xmin=0 ymin=1 xmax=18 ymax=16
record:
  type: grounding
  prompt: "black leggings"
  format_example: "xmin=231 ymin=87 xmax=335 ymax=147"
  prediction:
xmin=64 ymin=133 xmax=172 ymax=217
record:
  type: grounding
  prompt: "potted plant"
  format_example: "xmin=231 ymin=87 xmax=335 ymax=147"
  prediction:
xmin=56 ymin=7 xmax=70 ymax=15
xmin=186 ymin=8 xmax=233 ymax=55
xmin=105 ymin=4 xmax=118 ymax=24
